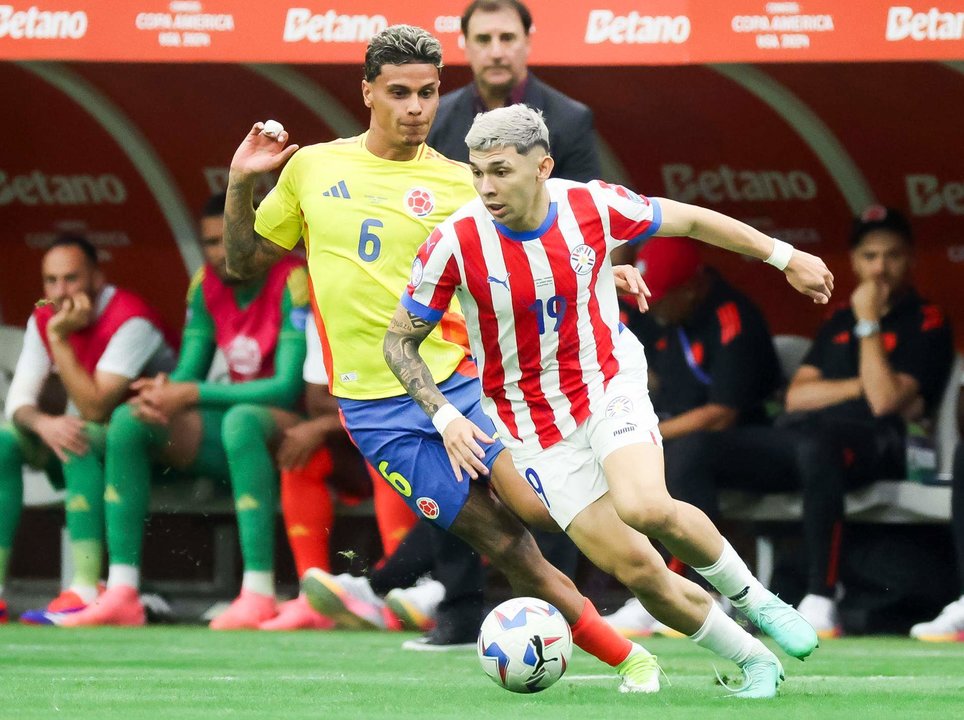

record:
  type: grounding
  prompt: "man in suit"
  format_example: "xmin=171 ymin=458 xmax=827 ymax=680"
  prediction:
xmin=428 ymin=0 xmax=600 ymax=183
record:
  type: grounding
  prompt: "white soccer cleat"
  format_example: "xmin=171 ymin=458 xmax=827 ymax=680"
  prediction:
xmin=910 ymin=596 xmax=964 ymax=642
xmin=301 ymin=568 xmax=387 ymax=630
xmin=797 ymin=594 xmax=842 ymax=640
xmin=385 ymin=576 xmax=444 ymax=632
xmin=603 ymin=597 xmax=658 ymax=637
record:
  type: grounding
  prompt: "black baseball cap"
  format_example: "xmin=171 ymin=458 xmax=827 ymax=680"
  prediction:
xmin=850 ymin=205 xmax=913 ymax=247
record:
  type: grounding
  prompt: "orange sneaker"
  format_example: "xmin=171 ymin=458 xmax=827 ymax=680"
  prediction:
xmin=60 ymin=585 xmax=145 ymax=627
xmin=210 ymin=590 xmax=277 ymax=630
xmin=259 ymin=595 xmax=335 ymax=631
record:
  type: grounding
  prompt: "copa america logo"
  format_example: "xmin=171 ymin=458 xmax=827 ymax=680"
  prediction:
xmin=569 ymin=244 xmax=596 ymax=275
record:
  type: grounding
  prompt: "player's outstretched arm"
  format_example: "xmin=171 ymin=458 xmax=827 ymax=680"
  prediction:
xmin=224 ymin=122 xmax=296 ymax=280
xmin=655 ymin=198 xmax=835 ymax=304
xmin=384 ymin=304 xmax=493 ymax=481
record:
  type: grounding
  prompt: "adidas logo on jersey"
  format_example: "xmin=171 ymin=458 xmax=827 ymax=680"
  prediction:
xmin=322 ymin=180 xmax=351 ymax=199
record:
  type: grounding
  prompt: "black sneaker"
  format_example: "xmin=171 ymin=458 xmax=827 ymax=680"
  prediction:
xmin=401 ymin=626 xmax=476 ymax=652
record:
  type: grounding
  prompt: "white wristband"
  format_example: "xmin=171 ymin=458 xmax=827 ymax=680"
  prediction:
xmin=432 ymin=403 xmax=464 ymax=435
xmin=764 ymin=239 xmax=794 ymax=271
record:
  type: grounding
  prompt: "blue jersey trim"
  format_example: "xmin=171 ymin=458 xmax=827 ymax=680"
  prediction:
xmin=401 ymin=293 xmax=444 ymax=323
xmin=493 ymin=202 xmax=559 ymax=242
xmin=628 ymin=197 xmax=663 ymax=246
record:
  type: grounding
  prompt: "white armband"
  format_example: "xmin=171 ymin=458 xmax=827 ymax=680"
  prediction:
xmin=764 ymin=239 xmax=794 ymax=271
xmin=432 ymin=403 xmax=464 ymax=435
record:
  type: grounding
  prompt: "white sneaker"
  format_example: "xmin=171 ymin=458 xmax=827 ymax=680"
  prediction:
xmin=603 ymin=598 xmax=658 ymax=637
xmin=910 ymin=596 xmax=964 ymax=642
xmin=301 ymin=568 xmax=387 ymax=630
xmin=385 ymin=577 xmax=444 ymax=632
xmin=796 ymin=594 xmax=841 ymax=639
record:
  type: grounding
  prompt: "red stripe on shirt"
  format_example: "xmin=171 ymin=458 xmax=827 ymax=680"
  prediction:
xmin=542 ymin=223 xmax=590 ymax=428
xmin=499 ymin=232 xmax=563 ymax=448
xmin=458 ymin=217 xmax=521 ymax=442
xmin=608 ymin=205 xmax=654 ymax=242
xmin=569 ymin=188 xmax=619 ymax=389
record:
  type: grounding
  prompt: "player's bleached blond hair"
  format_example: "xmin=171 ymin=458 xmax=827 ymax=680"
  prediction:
xmin=464 ymin=104 xmax=551 ymax=155
xmin=364 ymin=25 xmax=443 ymax=82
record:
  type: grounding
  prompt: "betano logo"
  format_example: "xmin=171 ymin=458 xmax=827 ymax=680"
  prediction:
xmin=886 ymin=6 xmax=964 ymax=41
xmin=662 ymin=163 xmax=817 ymax=204
xmin=283 ymin=8 xmax=387 ymax=43
xmin=905 ymin=174 xmax=964 ymax=216
xmin=0 ymin=4 xmax=87 ymax=39
xmin=585 ymin=10 xmax=690 ymax=45
xmin=0 ymin=170 xmax=127 ymax=206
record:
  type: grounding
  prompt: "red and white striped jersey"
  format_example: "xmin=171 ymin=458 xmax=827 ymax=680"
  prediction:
xmin=403 ymin=178 xmax=662 ymax=451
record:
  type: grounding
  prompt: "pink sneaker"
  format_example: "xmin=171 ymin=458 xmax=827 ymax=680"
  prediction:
xmin=259 ymin=595 xmax=335 ymax=631
xmin=210 ymin=590 xmax=277 ymax=630
xmin=60 ymin=585 xmax=145 ymax=627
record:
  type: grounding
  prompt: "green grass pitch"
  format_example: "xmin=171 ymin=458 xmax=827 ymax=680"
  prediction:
xmin=1 ymin=627 xmax=962 ymax=719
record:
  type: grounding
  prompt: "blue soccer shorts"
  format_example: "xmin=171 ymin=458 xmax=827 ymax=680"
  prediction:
xmin=338 ymin=371 xmax=505 ymax=529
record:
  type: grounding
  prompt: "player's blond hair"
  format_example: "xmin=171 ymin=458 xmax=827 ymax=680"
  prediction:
xmin=464 ymin=104 xmax=551 ymax=155
xmin=364 ymin=25 xmax=443 ymax=82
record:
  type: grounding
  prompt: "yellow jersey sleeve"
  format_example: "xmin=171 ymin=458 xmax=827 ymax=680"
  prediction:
xmin=255 ymin=151 xmax=305 ymax=250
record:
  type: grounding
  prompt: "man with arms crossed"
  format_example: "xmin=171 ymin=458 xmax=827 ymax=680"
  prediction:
xmin=220 ymin=25 xmax=663 ymax=693
xmin=388 ymin=105 xmax=831 ymax=697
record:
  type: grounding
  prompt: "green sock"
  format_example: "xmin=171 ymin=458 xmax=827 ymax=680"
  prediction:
xmin=104 ymin=404 xmax=166 ymax=568
xmin=63 ymin=423 xmax=107 ymax=586
xmin=0 ymin=426 xmax=25 ymax=588
xmin=221 ymin=404 xmax=279 ymax=573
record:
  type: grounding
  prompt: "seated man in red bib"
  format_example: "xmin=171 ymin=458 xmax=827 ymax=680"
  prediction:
xmin=0 ymin=235 xmax=176 ymax=624
xmin=63 ymin=194 xmax=310 ymax=629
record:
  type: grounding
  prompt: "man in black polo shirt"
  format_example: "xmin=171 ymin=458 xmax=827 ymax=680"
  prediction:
xmin=788 ymin=206 xmax=954 ymax=637
xmin=606 ymin=236 xmax=790 ymax=636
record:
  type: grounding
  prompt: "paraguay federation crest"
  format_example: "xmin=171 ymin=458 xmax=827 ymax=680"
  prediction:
xmin=405 ymin=187 xmax=435 ymax=217
xmin=605 ymin=395 xmax=634 ymax=418
xmin=569 ymin=244 xmax=596 ymax=275
xmin=410 ymin=257 xmax=424 ymax=287
xmin=417 ymin=497 xmax=440 ymax=520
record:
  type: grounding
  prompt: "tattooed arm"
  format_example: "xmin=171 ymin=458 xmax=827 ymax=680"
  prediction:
xmin=224 ymin=122 xmax=299 ymax=279
xmin=223 ymin=178 xmax=287 ymax=280
xmin=384 ymin=304 xmax=493 ymax=480
xmin=383 ymin=305 xmax=448 ymax=417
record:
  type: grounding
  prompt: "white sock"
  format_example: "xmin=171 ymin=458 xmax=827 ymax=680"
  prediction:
xmin=107 ymin=564 xmax=140 ymax=590
xmin=690 ymin=603 xmax=767 ymax=666
xmin=242 ymin=570 xmax=274 ymax=597
xmin=693 ymin=539 xmax=766 ymax=607
xmin=68 ymin=583 xmax=99 ymax=604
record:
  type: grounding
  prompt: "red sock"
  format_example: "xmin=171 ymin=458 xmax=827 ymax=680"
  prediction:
xmin=281 ymin=448 xmax=335 ymax=576
xmin=570 ymin=599 xmax=634 ymax=667
xmin=369 ymin=463 xmax=417 ymax=558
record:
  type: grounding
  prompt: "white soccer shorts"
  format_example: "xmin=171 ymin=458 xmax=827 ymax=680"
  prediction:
xmin=509 ymin=334 xmax=662 ymax=530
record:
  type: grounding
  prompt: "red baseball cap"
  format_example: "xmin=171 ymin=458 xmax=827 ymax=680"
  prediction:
xmin=635 ymin=237 xmax=702 ymax=303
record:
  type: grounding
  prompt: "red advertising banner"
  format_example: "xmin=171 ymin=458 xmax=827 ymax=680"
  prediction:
xmin=1 ymin=1 xmax=963 ymax=65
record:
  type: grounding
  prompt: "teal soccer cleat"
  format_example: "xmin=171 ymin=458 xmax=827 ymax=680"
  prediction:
xmin=742 ymin=592 xmax=819 ymax=660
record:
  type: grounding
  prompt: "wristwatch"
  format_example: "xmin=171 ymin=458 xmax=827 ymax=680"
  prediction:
xmin=853 ymin=319 xmax=881 ymax=339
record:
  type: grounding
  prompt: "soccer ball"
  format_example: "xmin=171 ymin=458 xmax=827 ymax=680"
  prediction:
xmin=477 ymin=597 xmax=572 ymax=693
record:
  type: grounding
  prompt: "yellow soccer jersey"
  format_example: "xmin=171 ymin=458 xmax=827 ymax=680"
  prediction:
xmin=255 ymin=133 xmax=476 ymax=400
